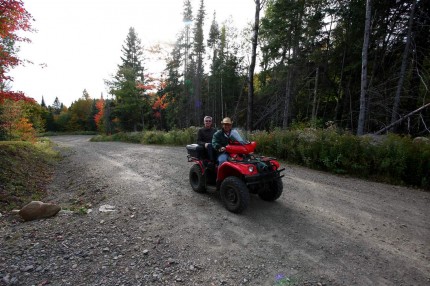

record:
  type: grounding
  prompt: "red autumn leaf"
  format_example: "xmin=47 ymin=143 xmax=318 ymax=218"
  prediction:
xmin=0 ymin=0 xmax=33 ymax=81
xmin=0 ymin=90 xmax=35 ymax=104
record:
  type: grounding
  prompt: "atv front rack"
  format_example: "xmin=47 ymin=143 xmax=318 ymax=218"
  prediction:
xmin=244 ymin=168 xmax=285 ymax=186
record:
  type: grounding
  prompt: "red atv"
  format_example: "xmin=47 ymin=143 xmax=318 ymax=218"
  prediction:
xmin=186 ymin=131 xmax=285 ymax=213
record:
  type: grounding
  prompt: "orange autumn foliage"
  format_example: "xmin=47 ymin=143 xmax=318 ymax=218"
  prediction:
xmin=15 ymin=117 xmax=36 ymax=142
xmin=94 ymin=98 xmax=105 ymax=130
xmin=0 ymin=99 xmax=36 ymax=142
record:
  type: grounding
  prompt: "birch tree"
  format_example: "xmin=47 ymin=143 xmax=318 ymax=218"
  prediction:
xmin=357 ymin=0 xmax=371 ymax=135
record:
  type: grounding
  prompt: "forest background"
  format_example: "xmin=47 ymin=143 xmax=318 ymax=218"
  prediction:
xmin=0 ymin=0 xmax=429 ymax=191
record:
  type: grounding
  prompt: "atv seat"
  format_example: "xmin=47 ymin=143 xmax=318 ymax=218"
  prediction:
xmin=186 ymin=144 xmax=216 ymax=162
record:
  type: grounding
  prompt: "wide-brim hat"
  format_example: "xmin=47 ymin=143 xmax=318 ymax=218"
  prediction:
xmin=221 ymin=117 xmax=233 ymax=124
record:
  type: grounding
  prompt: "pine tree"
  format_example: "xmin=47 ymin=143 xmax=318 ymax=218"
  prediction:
xmin=165 ymin=37 xmax=186 ymax=129
xmin=41 ymin=96 xmax=46 ymax=108
xmin=192 ymin=0 xmax=206 ymax=124
xmin=52 ymin=97 xmax=62 ymax=115
xmin=108 ymin=27 xmax=146 ymax=131
xmin=183 ymin=0 xmax=194 ymax=126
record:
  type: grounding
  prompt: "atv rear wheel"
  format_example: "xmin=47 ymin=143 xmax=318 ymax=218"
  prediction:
xmin=189 ymin=164 xmax=206 ymax=193
xmin=220 ymin=176 xmax=250 ymax=213
xmin=259 ymin=178 xmax=283 ymax=201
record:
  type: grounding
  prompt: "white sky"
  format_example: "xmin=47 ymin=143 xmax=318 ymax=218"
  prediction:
xmin=9 ymin=0 xmax=256 ymax=107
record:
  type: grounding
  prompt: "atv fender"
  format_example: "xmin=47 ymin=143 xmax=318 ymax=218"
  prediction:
xmin=216 ymin=161 xmax=256 ymax=183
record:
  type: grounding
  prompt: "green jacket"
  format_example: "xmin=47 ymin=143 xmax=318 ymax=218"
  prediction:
xmin=212 ymin=129 xmax=232 ymax=151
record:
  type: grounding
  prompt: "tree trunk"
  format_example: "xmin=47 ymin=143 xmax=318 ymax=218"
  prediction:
xmin=334 ymin=49 xmax=346 ymax=123
xmin=196 ymin=55 xmax=203 ymax=123
xmin=247 ymin=0 xmax=264 ymax=131
xmin=390 ymin=0 xmax=416 ymax=130
xmin=311 ymin=66 xmax=319 ymax=126
xmin=375 ymin=102 xmax=430 ymax=135
xmin=282 ymin=70 xmax=293 ymax=129
xmin=357 ymin=0 xmax=372 ymax=135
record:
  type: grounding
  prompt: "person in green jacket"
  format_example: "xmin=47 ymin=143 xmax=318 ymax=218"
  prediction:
xmin=212 ymin=117 xmax=234 ymax=166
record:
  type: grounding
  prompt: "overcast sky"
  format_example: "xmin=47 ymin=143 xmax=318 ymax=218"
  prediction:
xmin=10 ymin=0 xmax=256 ymax=107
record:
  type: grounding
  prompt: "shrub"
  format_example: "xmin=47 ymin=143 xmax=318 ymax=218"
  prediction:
xmin=250 ymin=128 xmax=429 ymax=189
xmin=142 ymin=131 xmax=165 ymax=145
xmin=374 ymin=134 xmax=430 ymax=188
xmin=163 ymin=127 xmax=197 ymax=145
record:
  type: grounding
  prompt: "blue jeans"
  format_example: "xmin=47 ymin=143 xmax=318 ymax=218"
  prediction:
xmin=217 ymin=152 xmax=228 ymax=166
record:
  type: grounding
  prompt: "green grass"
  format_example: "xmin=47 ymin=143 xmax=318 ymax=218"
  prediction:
xmin=38 ymin=131 xmax=97 ymax=137
xmin=0 ymin=138 xmax=60 ymax=212
xmin=90 ymin=128 xmax=197 ymax=145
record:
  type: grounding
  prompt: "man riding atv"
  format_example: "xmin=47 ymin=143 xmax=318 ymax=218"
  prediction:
xmin=186 ymin=120 xmax=285 ymax=213
xmin=212 ymin=117 xmax=243 ymax=166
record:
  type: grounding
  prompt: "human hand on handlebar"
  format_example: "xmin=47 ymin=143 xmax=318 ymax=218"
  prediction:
xmin=219 ymin=147 xmax=226 ymax=152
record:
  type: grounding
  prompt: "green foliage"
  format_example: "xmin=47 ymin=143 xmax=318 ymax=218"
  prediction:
xmin=0 ymin=139 xmax=60 ymax=212
xmin=90 ymin=128 xmax=197 ymax=146
xmin=90 ymin=128 xmax=429 ymax=189
xmin=374 ymin=134 xmax=430 ymax=188
xmin=106 ymin=27 xmax=147 ymax=132
xmin=40 ymin=130 xmax=97 ymax=137
xmin=67 ymin=94 xmax=97 ymax=132
xmin=162 ymin=127 xmax=197 ymax=145
xmin=250 ymin=129 xmax=429 ymax=189
xmin=141 ymin=131 xmax=165 ymax=144
xmin=91 ymin=132 xmax=142 ymax=143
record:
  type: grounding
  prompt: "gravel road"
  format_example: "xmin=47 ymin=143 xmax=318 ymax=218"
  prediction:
xmin=1 ymin=135 xmax=429 ymax=286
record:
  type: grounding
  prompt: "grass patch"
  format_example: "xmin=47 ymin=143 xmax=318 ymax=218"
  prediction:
xmin=38 ymin=131 xmax=97 ymax=137
xmin=0 ymin=138 xmax=60 ymax=212
xmin=90 ymin=128 xmax=197 ymax=146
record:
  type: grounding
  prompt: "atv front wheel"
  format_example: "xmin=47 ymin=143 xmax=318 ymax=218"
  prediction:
xmin=189 ymin=164 xmax=206 ymax=193
xmin=259 ymin=178 xmax=283 ymax=201
xmin=220 ymin=177 xmax=250 ymax=213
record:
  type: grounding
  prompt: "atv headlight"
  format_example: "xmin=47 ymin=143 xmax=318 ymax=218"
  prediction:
xmin=248 ymin=166 xmax=254 ymax=173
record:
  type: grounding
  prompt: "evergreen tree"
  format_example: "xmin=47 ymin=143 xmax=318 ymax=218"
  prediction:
xmin=164 ymin=37 xmax=186 ymax=129
xmin=52 ymin=97 xmax=62 ymax=115
xmin=192 ymin=0 xmax=206 ymax=124
xmin=107 ymin=27 xmax=146 ymax=131
xmin=41 ymin=96 xmax=46 ymax=108
xmin=44 ymin=108 xmax=56 ymax=131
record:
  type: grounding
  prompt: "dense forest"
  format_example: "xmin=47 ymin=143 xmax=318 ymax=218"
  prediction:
xmin=1 ymin=0 xmax=429 ymax=141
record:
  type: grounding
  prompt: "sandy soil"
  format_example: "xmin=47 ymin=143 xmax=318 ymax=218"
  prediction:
xmin=1 ymin=135 xmax=429 ymax=286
